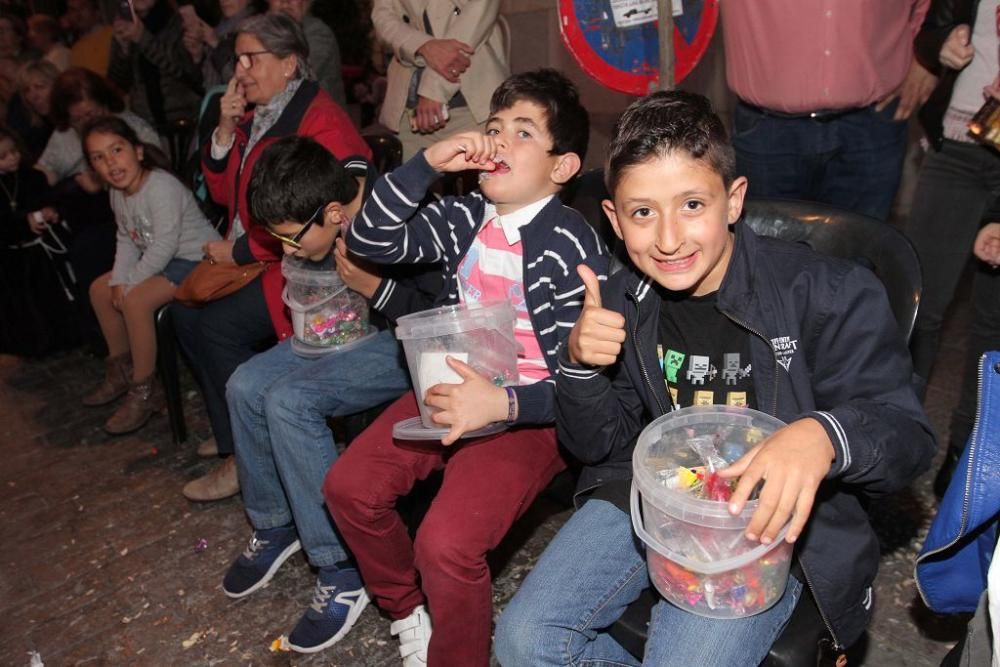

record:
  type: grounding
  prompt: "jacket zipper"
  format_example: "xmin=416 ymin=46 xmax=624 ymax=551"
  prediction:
xmin=626 ymin=289 xmax=668 ymax=416
xmin=719 ymin=309 xmax=778 ymax=416
xmin=719 ymin=307 xmax=843 ymax=650
xmin=915 ymin=353 xmax=988 ymax=597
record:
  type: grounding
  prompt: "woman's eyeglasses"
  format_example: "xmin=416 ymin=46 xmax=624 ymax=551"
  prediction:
xmin=265 ymin=204 xmax=324 ymax=249
xmin=235 ymin=50 xmax=271 ymax=70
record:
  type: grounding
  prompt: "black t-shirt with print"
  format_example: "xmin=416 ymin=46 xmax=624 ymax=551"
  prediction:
xmin=656 ymin=290 xmax=756 ymax=411
xmin=586 ymin=289 xmax=757 ymax=513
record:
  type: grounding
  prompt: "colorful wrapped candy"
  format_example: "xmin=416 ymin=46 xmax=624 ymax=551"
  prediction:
xmin=632 ymin=406 xmax=793 ymax=619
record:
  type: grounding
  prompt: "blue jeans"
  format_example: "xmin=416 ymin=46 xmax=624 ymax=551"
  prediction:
xmin=227 ymin=330 xmax=411 ymax=567
xmin=732 ymin=101 xmax=907 ymax=221
xmin=495 ymin=499 xmax=802 ymax=666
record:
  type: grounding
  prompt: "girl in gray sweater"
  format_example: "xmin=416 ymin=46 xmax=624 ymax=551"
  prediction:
xmin=79 ymin=116 xmax=219 ymax=435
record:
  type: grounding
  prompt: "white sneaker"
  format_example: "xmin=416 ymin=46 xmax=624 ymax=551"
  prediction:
xmin=389 ymin=604 xmax=432 ymax=666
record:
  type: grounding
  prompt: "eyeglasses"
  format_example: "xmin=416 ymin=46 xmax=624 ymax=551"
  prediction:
xmin=235 ymin=49 xmax=271 ymax=70
xmin=265 ymin=204 xmax=324 ymax=249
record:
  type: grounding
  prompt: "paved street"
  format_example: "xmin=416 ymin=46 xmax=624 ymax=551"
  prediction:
xmin=0 ymin=286 xmax=972 ymax=667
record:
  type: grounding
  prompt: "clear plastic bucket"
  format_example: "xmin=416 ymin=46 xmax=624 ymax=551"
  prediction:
xmin=281 ymin=255 xmax=374 ymax=356
xmin=394 ymin=300 xmax=519 ymax=428
xmin=630 ymin=406 xmax=793 ymax=618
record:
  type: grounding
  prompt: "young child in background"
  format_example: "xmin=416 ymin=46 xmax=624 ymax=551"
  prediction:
xmin=495 ymin=91 xmax=936 ymax=666
xmin=220 ymin=135 xmax=441 ymax=655
xmin=325 ymin=69 xmax=608 ymax=666
xmin=80 ymin=116 xmax=219 ymax=435
xmin=0 ymin=124 xmax=80 ymax=356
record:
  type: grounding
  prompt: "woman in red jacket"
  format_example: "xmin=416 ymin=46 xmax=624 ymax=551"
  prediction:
xmin=174 ymin=12 xmax=371 ymax=501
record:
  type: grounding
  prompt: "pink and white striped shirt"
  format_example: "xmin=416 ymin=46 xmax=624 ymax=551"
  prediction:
xmin=456 ymin=197 xmax=551 ymax=384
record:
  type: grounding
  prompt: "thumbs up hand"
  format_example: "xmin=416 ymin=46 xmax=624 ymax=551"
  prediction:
xmin=567 ymin=264 xmax=626 ymax=366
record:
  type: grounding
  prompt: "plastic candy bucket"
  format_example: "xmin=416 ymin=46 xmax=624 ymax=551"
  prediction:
xmin=630 ymin=406 xmax=794 ymax=619
xmin=394 ymin=301 xmax=519 ymax=428
xmin=281 ymin=256 xmax=374 ymax=357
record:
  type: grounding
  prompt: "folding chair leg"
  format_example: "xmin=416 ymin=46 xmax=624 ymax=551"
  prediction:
xmin=155 ymin=305 xmax=187 ymax=445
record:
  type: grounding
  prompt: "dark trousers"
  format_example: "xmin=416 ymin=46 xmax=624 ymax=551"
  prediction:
xmin=732 ymin=100 xmax=907 ymax=221
xmin=324 ymin=392 xmax=565 ymax=667
xmin=171 ymin=276 xmax=275 ymax=454
xmin=62 ymin=188 xmax=116 ymax=354
xmin=906 ymin=140 xmax=1000 ymax=449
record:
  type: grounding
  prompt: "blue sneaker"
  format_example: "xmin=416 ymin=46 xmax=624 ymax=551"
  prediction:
xmin=287 ymin=566 xmax=370 ymax=653
xmin=222 ymin=525 xmax=301 ymax=599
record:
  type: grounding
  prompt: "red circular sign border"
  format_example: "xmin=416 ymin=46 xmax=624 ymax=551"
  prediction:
xmin=558 ymin=0 xmax=719 ymax=95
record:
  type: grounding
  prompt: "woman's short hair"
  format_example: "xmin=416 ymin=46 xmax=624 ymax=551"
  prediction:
xmin=18 ymin=58 xmax=59 ymax=92
xmin=237 ymin=13 xmax=313 ymax=80
xmin=50 ymin=67 xmax=125 ymax=131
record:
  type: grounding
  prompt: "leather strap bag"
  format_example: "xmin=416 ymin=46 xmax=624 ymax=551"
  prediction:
xmin=174 ymin=259 xmax=267 ymax=306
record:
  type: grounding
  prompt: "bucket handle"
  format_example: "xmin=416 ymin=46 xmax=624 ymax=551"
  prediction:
xmin=630 ymin=482 xmax=656 ymax=551
xmin=281 ymin=283 xmax=348 ymax=311
xmin=631 ymin=481 xmax=791 ymax=574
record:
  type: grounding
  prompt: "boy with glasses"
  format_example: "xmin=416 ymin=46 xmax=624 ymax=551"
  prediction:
xmin=220 ymin=135 xmax=441 ymax=654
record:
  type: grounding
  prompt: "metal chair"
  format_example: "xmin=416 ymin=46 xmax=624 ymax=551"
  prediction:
xmin=561 ymin=177 xmax=923 ymax=666
xmin=159 ymin=118 xmax=197 ymax=177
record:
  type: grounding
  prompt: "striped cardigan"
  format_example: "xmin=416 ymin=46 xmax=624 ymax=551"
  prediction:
xmin=346 ymin=150 xmax=609 ymax=425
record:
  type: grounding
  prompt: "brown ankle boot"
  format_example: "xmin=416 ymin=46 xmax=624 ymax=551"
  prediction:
xmin=82 ymin=354 xmax=132 ymax=407
xmin=183 ymin=457 xmax=240 ymax=502
xmin=104 ymin=376 xmax=162 ymax=435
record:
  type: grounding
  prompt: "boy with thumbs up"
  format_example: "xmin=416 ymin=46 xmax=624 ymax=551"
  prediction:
xmin=495 ymin=91 xmax=935 ymax=666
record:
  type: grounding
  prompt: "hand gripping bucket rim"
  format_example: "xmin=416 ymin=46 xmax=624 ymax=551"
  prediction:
xmin=393 ymin=300 xmax=520 ymax=350
xmin=632 ymin=405 xmax=787 ymax=528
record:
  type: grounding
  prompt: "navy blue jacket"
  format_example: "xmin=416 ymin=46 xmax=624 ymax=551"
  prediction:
xmin=347 ymin=151 xmax=609 ymax=425
xmin=556 ymin=222 xmax=936 ymax=648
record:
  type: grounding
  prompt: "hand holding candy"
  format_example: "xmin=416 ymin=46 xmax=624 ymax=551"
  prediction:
xmin=718 ymin=417 xmax=834 ymax=545
xmin=423 ymin=355 xmax=507 ymax=445
xmin=423 ymin=131 xmax=496 ymax=173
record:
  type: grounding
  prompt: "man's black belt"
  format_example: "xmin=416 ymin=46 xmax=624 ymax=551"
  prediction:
xmin=739 ymin=100 xmax=870 ymax=122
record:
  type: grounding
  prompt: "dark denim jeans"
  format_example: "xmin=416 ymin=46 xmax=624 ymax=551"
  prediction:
xmin=905 ymin=140 xmax=1000 ymax=449
xmin=732 ymin=100 xmax=907 ymax=221
xmin=171 ymin=277 xmax=275 ymax=455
